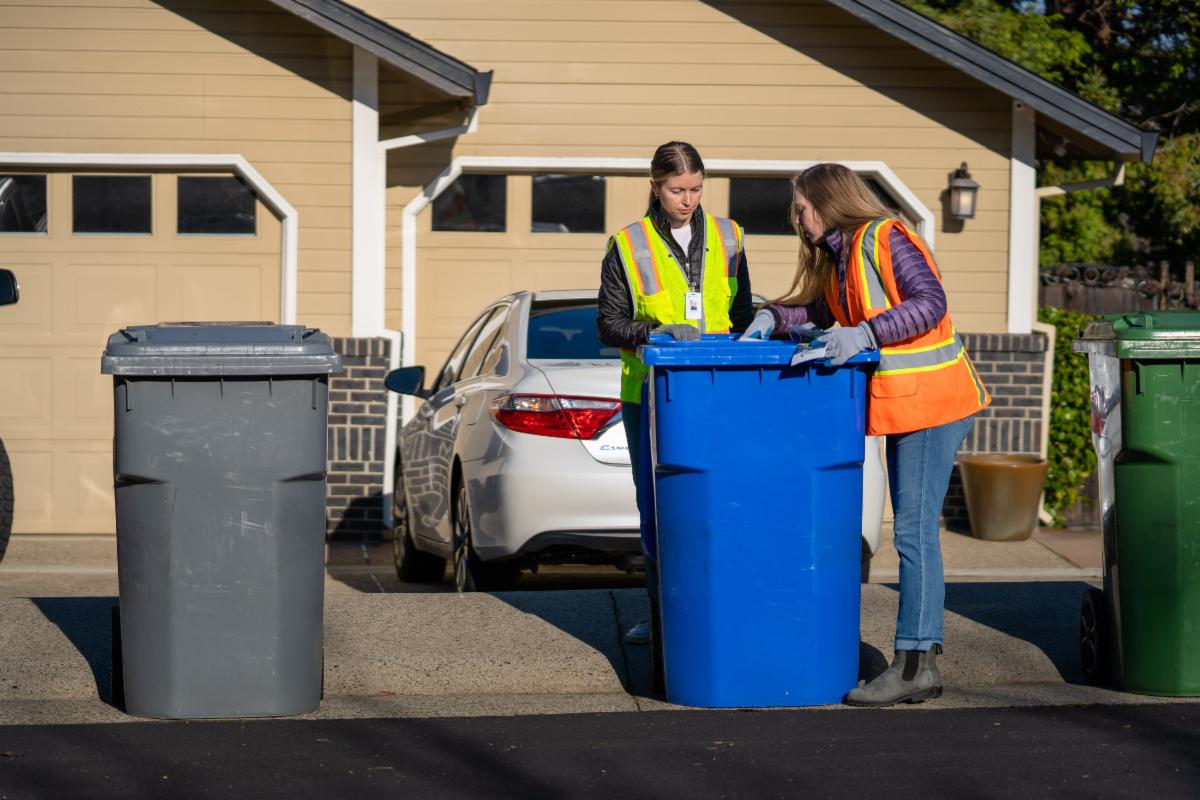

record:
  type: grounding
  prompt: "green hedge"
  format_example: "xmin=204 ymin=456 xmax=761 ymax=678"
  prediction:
xmin=1038 ymin=306 xmax=1100 ymax=527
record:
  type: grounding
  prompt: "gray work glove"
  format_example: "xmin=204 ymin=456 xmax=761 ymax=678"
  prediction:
xmin=791 ymin=321 xmax=877 ymax=367
xmin=738 ymin=309 xmax=776 ymax=341
xmin=653 ymin=324 xmax=701 ymax=342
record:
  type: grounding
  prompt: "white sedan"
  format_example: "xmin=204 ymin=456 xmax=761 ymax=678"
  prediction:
xmin=384 ymin=290 xmax=641 ymax=591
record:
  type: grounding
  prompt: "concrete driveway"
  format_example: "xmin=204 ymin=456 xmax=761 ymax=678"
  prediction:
xmin=2 ymin=527 xmax=1195 ymax=726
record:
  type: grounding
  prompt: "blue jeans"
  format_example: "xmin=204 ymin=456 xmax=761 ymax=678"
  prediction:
xmin=620 ymin=399 xmax=656 ymax=553
xmin=886 ymin=415 xmax=974 ymax=652
xmin=623 ymin=396 xmax=666 ymax=692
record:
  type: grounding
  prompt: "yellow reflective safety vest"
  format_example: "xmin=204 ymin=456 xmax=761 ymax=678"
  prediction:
xmin=824 ymin=219 xmax=990 ymax=435
xmin=609 ymin=211 xmax=744 ymax=403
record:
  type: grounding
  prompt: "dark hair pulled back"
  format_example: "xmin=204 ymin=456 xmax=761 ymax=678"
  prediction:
xmin=646 ymin=141 xmax=705 ymax=215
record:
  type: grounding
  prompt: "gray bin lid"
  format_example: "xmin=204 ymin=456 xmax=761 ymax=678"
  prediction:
xmin=101 ymin=322 xmax=343 ymax=376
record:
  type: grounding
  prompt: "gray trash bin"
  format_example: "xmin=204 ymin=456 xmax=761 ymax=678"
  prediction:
xmin=101 ymin=323 xmax=341 ymax=719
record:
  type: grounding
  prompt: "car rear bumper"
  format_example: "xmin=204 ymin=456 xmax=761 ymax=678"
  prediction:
xmin=466 ymin=443 xmax=639 ymax=562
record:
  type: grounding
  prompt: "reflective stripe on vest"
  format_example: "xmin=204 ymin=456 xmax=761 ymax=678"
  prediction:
xmin=712 ymin=216 xmax=741 ymax=279
xmin=855 ymin=219 xmax=891 ymax=312
xmin=827 ymin=219 xmax=990 ymax=433
xmin=611 ymin=212 xmax=742 ymax=403
xmin=615 ymin=218 xmax=662 ymax=296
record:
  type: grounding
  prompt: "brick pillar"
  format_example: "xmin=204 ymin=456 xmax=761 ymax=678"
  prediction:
xmin=326 ymin=336 xmax=393 ymax=540
xmin=942 ymin=332 xmax=1050 ymax=528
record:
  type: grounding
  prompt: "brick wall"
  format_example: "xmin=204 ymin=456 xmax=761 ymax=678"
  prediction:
xmin=943 ymin=332 xmax=1050 ymax=529
xmin=327 ymin=337 xmax=392 ymax=540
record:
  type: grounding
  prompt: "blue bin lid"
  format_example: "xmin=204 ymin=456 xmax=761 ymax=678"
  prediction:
xmin=101 ymin=322 xmax=343 ymax=376
xmin=639 ymin=333 xmax=880 ymax=367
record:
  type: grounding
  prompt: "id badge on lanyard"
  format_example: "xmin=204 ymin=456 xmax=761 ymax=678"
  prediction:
xmin=685 ymin=291 xmax=702 ymax=321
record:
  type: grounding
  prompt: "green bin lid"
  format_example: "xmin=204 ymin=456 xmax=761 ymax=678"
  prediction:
xmin=1073 ymin=310 xmax=1200 ymax=359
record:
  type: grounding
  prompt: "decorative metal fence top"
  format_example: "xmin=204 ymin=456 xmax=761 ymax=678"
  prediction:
xmin=1040 ymin=262 xmax=1199 ymax=309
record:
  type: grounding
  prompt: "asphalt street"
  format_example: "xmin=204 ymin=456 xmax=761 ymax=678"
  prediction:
xmin=1 ymin=703 xmax=1197 ymax=799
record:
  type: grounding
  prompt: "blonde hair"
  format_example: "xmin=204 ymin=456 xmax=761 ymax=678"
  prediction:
xmin=646 ymin=141 xmax=705 ymax=215
xmin=773 ymin=163 xmax=894 ymax=306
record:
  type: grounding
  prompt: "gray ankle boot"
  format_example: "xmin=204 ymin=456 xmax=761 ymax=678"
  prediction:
xmin=844 ymin=646 xmax=943 ymax=707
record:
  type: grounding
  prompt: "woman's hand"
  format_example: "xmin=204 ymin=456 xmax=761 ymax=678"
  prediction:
xmin=738 ymin=309 xmax=776 ymax=341
xmin=652 ymin=324 xmax=701 ymax=341
xmin=791 ymin=322 xmax=877 ymax=366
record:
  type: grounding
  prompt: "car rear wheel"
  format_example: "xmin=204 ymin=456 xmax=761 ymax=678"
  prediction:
xmin=392 ymin=471 xmax=445 ymax=583
xmin=452 ymin=481 xmax=518 ymax=592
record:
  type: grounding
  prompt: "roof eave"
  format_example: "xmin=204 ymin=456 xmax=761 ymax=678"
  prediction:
xmin=824 ymin=0 xmax=1156 ymax=163
xmin=266 ymin=0 xmax=491 ymax=105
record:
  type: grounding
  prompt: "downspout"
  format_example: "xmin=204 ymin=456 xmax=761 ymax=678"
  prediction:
xmin=352 ymin=47 xmax=481 ymax=530
xmin=379 ymin=113 xmax=479 ymax=527
xmin=1032 ymin=163 xmax=1126 ymax=525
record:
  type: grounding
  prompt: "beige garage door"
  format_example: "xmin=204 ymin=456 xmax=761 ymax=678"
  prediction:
xmin=0 ymin=171 xmax=280 ymax=534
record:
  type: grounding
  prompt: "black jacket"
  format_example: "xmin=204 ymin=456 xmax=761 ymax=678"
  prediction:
xmin=596 ymin=202 xmax=754 ymax=349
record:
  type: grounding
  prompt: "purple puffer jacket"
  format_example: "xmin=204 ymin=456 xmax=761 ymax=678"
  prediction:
xmin=768 ymin=226 xmax=947 ymax=346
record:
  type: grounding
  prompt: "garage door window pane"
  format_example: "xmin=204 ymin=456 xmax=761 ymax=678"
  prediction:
xmin=532 ymin=175 xmax=605 ymax=233
xmin=729 ymin=178 xmax=794 ymax=236
xmin=178 ymin=176 xmax=256 ymax=235
xmin=73 ymin=175 xmax=151 ymax=234
xmin=0 ymin=175 xmax=48 ymax=234
xmin=432 ymin=175 xmax=506 ymax=232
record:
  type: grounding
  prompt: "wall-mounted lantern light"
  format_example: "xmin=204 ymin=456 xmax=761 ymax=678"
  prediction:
xmin=948 ymin=162 xmax=979 ymax=220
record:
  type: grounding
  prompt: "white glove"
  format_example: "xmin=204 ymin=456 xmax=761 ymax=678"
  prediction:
xmin=738 ymin=309 xmax=776 ymax=341
xmin=791 ymin=322 xmax=877 ymax=367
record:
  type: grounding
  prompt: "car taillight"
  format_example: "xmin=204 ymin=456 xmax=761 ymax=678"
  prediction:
xmin=489 ymin=394 xmax=621 ymax=440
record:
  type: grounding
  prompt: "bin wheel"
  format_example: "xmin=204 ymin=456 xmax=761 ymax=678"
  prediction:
xmin=1080 ymin=587 xmax=1109 ymax=685
xmin=0 ymin=437 xmax=13 ymax=562
xmin=452 ymin=482 xmax=518 ymax=593
xmin=110 ymin=604 xmax=125 ymax=711
xmin=392 ymin=471 xmax=446 ymax=583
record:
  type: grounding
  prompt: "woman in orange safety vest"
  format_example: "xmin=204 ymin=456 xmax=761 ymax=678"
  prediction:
xmin=742 ymin=163 xmax=990 ymax=706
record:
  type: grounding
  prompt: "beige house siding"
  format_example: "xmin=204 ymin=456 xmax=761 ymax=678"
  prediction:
xmin=0 ymin=0 xmax=354 ymax=335
xmin=0 ymin=0 xmax=363 ymax=533
xmin=371 ymin=0 xmax=1013 ymax=371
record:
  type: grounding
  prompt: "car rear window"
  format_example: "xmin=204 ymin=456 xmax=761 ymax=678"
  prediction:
xmin=527 ymin=303 xmax=620 ymax=360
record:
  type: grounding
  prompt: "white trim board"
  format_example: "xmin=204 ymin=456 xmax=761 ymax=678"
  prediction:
xmin=448 ymin=156 xmax=934 ymax=248
xmin=0 ymin=152 xmax=298 ymax=324
xmin=1007 ymin=101 xmax=1038 ymax=335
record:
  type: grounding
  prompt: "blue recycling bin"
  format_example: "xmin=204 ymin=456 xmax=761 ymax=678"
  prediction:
xmin=641 ymin=334 xmax=877 ymax=707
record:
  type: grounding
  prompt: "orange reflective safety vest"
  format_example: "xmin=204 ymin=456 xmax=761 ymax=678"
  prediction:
xmin=825 ymin=219 xmax=990 ymax=435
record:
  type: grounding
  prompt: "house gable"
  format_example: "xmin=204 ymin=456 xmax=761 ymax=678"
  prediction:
xmin=822 ymin=0 xmax=1156 ymax=162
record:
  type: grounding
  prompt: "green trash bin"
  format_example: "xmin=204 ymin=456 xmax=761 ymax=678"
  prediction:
xmin=1074 ymin=311 xmax=1200 ymax=695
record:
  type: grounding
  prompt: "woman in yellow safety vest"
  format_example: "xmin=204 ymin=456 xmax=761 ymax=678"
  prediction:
xmin=743 ymin=163 xmax=990 ymax=706
xmin=596 ymin=141 xmax=755 ymax=653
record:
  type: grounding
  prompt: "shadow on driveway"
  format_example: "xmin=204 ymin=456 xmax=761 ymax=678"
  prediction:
xmin=31 ymin=596 xmax=118 ymax=705
xmin=943 ymin=580 xmax=1092 ymax=683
